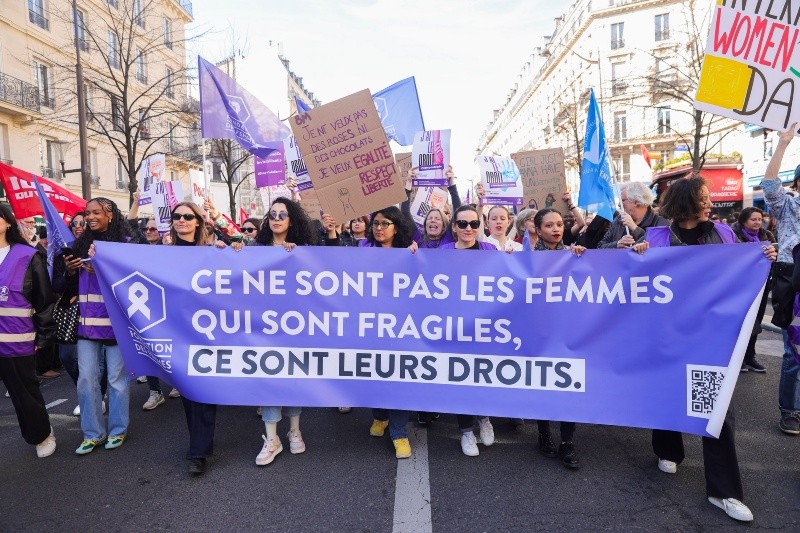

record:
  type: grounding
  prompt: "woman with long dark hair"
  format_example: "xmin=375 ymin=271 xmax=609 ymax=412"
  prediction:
xmin=638 ymin=176 xmax=777 ymax=522
xmin=361 ymin=206 xmax=417 ymax=459
xmin=66 ymin=197 xmax=141 ymax=455
xmin=0 ymin=204 xmax=57 ymax=458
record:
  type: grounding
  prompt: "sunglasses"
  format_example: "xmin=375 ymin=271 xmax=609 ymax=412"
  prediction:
xmin=145 ymin=227 xmax=158 ymax=232
xmin=242 ymin=226 xmax=257 ymax=233
xmin=172 ymin=213 xmax=197 ymax=221
xmin=267 ymin=212 xmax=289 ymax=221
xmin=71 ymin=221 xmax=86 ymax=227
xmin=372 ymin=221 xmax=394 ymax=229
xmin=455 ymin=220 xmax=481 ymax=230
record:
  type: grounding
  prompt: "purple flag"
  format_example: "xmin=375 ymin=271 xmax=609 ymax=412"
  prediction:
xmin=294 ymin=95 xmax=311 ymax=113
xmin=33 ymin=176 xmax=74 ymax=279
xmin=198 ymin=56 xmax=289 ymax=158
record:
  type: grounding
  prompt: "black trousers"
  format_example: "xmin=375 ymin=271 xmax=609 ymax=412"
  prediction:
xmin=537 ymin=420 xmax=576 ymax=442
xmin=0 ymin=355 xmax=51 ymax=444
xmin=181 ymin=397 xmax=216 ymax=459
xmin=652 ymin=406 xmax=743 ymax=500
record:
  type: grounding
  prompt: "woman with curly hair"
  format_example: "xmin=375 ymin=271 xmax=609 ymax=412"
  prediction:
xmin=65 ymin=197 xmax=141 ymax=455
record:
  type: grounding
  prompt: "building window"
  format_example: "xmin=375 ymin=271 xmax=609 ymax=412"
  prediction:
xmin=0 ymin=122 xmax=10 ymax=165
xmin=611 ymin=22 xmax=624 ymax=50
xmin=614 ymin=153 xmax=630 ymax=182
xmin=763 ymin=131 xmax=774 ymax=159
xmin=116 ymin=159 xmax=128 ymax=190
xmin=111 ymin=96 xmax=124 ymax=132
xmin=43 ymin=139 xmax=61 ymax=181
xmin=657 ymin=106 xmax=671 ymax=134
xmin=135 ymin=49 xmax=147 ymax=83
xmin=655 ymin=13 xmax=670 ymax=41
xmin=107 ymin=0 xmax=118 ymax=8
xmin=108 ymin=31 xmax=120 ymax=69
xmin=89 ymin=148 xmax=99 ymax=186
xmin=74 ymin=8 xmax=89 ymax=51
xmin=133 ymin=0 xmax=145 ymax=28
xmin=211 ymin=161 xmax=223 ymax=182
xmin=611 ymin=62 xmax=626 ymax=96
xmin=167 ymin=121 xmax=175 ymax=151
xmin=613 ymin=112 xmax=627 ymax=142
xmin=28 ymin=0 xmax=49 ymax=30
xmin=165 ymin=67 xmax=174 ymax=98
xmin=33 ymin=61 xmax=54 ymax=109
xmin=164 ymin=18 xmax=173 ymax=49
xmin=138 ymin=109 xmax=149 ymax=139
xmin=84 ymin=82 xmax=94 ymax=121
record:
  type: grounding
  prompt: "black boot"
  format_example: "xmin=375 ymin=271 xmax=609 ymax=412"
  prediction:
xmin=188 ymin=458 xmax=206 ymax=476
xmin=558 ymin=441 xmax=580 ymax=469
xmin=538 ymin=433 xmax=557 ymax=458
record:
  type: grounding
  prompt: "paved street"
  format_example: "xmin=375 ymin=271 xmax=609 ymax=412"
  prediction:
xmin=1 ymin=329 xmax=798 ymax=532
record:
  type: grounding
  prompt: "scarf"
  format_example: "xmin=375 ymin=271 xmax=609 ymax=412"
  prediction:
xmin=740 ymin=227 xmax=760 ymax=243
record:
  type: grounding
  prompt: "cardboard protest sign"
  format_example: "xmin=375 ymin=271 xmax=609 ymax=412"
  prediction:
xmin=477 ymin=156 xmax=523 ymax=206
xmin=411 ymin=130 xmax=450 ymax=187
xmin=290 ymin=89 xmax=405 ymax=222
xmin=511 ymin=148 xmax=568 ymax=211
xmin=151 ymin=181 xmax=184 ymax=233
xmin=395 ymin=152 xmax=412 ymax=181
xmin=138 ymin=153 xmax=167 ymax=206
xmin=254 ymin=141 xmax=286 ymax=188
xmin=283 ymin=136 xmax=312 ymax=191
xmin=409 ymin=187 xmax=450 ymax=228
xmin=299 ymin=187 xmax=323 ymax=221
xmin=694 ymin=2 xmax=800 ymax=130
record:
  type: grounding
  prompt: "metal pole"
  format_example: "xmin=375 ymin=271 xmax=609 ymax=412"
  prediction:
xmin=72 ymin=0 xmax=91 ymax=200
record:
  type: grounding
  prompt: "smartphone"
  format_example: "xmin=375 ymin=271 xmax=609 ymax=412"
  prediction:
xmin=61 ymin=246 xmax=75 ymax=258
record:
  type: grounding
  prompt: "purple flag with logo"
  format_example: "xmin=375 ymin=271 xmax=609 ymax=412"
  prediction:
xmin=33 ymin=176 xmax=74 ymax=278
xmin=92 ymin=243 xmax=769 ymax=438
xmin=198 ymin=56 xmax=289 ymax=159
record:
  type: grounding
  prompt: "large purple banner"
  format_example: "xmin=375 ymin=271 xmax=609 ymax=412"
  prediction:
xmin=92 ymin=243 xmax=770 ymax=437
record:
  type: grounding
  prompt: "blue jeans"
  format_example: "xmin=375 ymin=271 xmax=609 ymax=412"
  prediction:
xmin=261 ymin=406 xmax=302 ymax=423
xmin=77 ymin=340 xmax=129 ymax=440
xmin=780 ymin=330 xmax=800 ymax=413
xmin=372 ymin=409 xmax=409 ymax=440
xmin=60 ymin=343 xmax=107 ymax=396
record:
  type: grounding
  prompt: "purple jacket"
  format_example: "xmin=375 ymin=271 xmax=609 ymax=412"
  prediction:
xmin=0 ymin=244 xmax=37 ymax=356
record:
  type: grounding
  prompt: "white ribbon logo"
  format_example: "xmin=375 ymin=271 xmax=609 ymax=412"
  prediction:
xmin=127 ymin=282 xmax=151 ymax=319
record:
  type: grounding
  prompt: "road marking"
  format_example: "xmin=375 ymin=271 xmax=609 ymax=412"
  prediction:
xmin=392 ymin=425 xmax=432 ymax=533
xmin=45 ymin=399 xmax=67 ymax=410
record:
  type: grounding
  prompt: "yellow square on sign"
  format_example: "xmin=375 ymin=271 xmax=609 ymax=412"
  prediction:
xmin=696 ymin=54 xmax=752 ymax=109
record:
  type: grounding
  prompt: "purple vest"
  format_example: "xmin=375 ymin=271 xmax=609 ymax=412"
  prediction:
xmin=78 ymin=269 xmax=114 ymax=340
xmin=0 ymin=245 xmax=37 ymax=357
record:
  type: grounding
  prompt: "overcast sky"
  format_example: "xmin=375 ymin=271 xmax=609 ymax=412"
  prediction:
xmin=190 ymin=0 xmax=566 ymax=189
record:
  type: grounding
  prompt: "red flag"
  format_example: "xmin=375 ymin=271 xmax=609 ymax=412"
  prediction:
xmin=0 ymin=162 xmax=86 ymax=218
xmin=239 ymin=207 xmax=248 ymax=225
xmin=640 ymin=145 xmax=652 ymax=168
xmin=222 ymin=212 xmax=241 ymax=233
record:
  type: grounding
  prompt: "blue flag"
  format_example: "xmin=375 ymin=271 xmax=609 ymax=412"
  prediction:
xmin=33 ymin=176 xmax=74 ymax=279
xmin=373 ymin=76 xmax=425 ymax=146
xmin=198 ymin=56 xmax=288 ymax=159
xmin=578 ymin=89 xmax=616 ymax=221
xmin=294 ymin=95 xmax=311 ymax=113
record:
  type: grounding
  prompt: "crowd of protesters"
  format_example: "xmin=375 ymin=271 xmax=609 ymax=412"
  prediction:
xmin=4 ymin=124 xmax=800 ymax=523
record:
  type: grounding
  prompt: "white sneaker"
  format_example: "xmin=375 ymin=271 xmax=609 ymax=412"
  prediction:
xmin=72 ymin=404 xmax=80 ymax=416
xmin=287 ymin=429 xmax=306 ymax=454
xmin=36 ymin=428 xmax=56 ymax=458
xmin=136 ymin=376 xmax=148 ymax=384
xmin=143 ymin=391 xmax=165 ymax=411
xmin=338 ymin=407 xmax=352 ymax=413
xmin=460 ymin=431 xmax=479 ymax=456
xmin=255 ymin=435 xmax=283 ymax=466
xmin=102 ymin=400 xmax=107 ymax=414
xmin=658 ymin=458 xmax=677 ymax=474
xmin=168 ymin=388 xmax=181 ymax=399
xmin=4 ymin=390 xmax=9 ymax=398
xmin=478 ymin=417 xmax=494 ymax=446
xmin=708 ymin=497 xmax=753 ymax=522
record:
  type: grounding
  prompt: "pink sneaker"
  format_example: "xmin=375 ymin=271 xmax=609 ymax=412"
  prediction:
xmin=287 ymin=429 xmax=306 ymax=454
xmin=255 ymin=435 xmax=282 ymax=466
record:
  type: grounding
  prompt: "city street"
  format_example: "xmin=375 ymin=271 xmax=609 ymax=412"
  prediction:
xmin=1 ymin=329 xmax=798 ymax=532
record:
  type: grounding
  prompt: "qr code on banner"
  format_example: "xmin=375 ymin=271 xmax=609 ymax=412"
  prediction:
xmin=686 ymin=365 xmax=726 ymax=419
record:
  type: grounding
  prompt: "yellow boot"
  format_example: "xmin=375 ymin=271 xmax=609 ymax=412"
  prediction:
xmin=370 ymin=419 xmax=389 ymax=437
xmin=393 ymin=438 xmax=412 ymax=459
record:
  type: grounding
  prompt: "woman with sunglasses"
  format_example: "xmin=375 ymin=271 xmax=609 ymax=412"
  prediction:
xmin=240 ymin=218 xmax=261 ymax=243
xmin=361 ymin=206 xmax=418 ymax=459
xmin=436 ymin=205 xmax=502 ymax=455
xmin=244 ymin=197 xmax=338 ymax=467
xmin=0 ymin=204 xmax=57 ymax=458
xmin=65 ymin=197 xmax=142 ymax=455
xmin=530 ymin=208 xmax=585 ymax=469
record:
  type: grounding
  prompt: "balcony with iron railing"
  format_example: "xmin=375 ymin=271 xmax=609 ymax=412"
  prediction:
xmin=41 ymin=167 xmax=63 ymax=182
xmin=0 ymin=71 xmax=43 ymax=113
xmin=611 ymin=81 xmax=628 ymax=97
xmin=28 ymin=9 xmax=49 ymax=30
xmin=610 ymin=39 xmax=625 ymax=50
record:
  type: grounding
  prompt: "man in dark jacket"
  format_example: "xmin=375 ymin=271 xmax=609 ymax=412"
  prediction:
xmin=598 ymin=181 xmax=668 ymax=249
